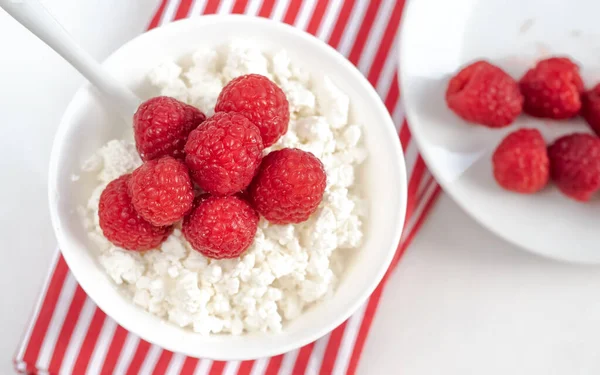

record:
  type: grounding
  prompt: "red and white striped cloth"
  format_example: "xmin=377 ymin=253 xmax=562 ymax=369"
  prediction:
xmin=13 ymin=0 xmax=441 ymax=374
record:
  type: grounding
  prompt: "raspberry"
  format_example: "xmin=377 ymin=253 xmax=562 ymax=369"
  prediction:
xmin=215 ymin=74 xmax=289 ymax=147
xmin=182 ymin=195 xmax=259 ymax=259
xmin=129 ymin=156 xmax=194 ymax=226
xmin=492 ymin=129 xmax=549 ymax=193
xmin=98 ymin=174 xmax=172 ymax=251
xmin=249 ymin=148 xmax=326 ymax=224
xmin=582 ymin=83 xmax=600 ymax=137
xmin=134 ymin=96 xmax=206 ymax=161
xmin=446 ymin=61 xmax=523 ymax=128
xmin=184 ymin=112 xmax=263 ymax=196
xmin=548 ymin=133 xmax=600 ymax=201
xmin=519 ymin=57 xmax=584 ymax=119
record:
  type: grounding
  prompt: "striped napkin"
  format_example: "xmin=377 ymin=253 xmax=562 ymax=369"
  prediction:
xmin=14 ymin=0 xmax=441 ymax=374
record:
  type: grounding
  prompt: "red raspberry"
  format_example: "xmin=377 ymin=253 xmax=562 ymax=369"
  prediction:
xmin=249 ymin=148 xmax=326 ymax=224
xmin=519 ymin=57 xmax=584 ymax=119
xmin=129 ymin=156 xmax=194 ymax=226
xmin=492 ymin=129 xmax=549 ymax=193
xmin=182 ymin=195 xmax=259 ymax=259
xmin=134 ymin=96 xmax=206 ymax=161
xmin=215 ymin=74 xmax=289 ymax=147
xmin=548 ymin=133 xmax=600 ymax=201
xmin=184 ymin=112 xmax=263 ymax=196
xmin=446 ymin=61 xmax=523 ymax=128
xmin=98 ymin=174 xmax=172 ymax=251
xmin=582 ymin=83 xmax=600 ymax=137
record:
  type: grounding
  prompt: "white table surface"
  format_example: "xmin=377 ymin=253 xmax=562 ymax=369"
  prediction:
xmin=2 ymin=1 xmax=600 ymax=374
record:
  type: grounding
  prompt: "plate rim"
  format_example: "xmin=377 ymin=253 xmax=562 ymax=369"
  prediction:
xmin=397 ymin=0 xmax=600 ymax=265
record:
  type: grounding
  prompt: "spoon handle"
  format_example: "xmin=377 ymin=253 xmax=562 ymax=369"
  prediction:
xmin=0 ymin=0 xmax=141 ymax=120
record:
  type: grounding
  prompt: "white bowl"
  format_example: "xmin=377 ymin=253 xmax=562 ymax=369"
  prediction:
xmin=48 ymin=15 xmax=406 ymax=360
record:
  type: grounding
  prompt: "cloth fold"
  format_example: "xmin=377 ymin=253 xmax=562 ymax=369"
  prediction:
xmin=14 ymin=1 xmax=440 ymax=374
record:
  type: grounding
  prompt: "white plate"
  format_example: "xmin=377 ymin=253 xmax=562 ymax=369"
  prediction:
xmin=400 ymin=0 xmax=600 ymax=264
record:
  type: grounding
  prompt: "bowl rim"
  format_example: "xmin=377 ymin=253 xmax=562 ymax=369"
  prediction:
xmin=48 ymin=14 xmax=407 ymax=360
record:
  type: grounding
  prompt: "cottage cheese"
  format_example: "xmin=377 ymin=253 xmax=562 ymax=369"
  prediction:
xmin=81 ymin=43 xmax=367 ymax=335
